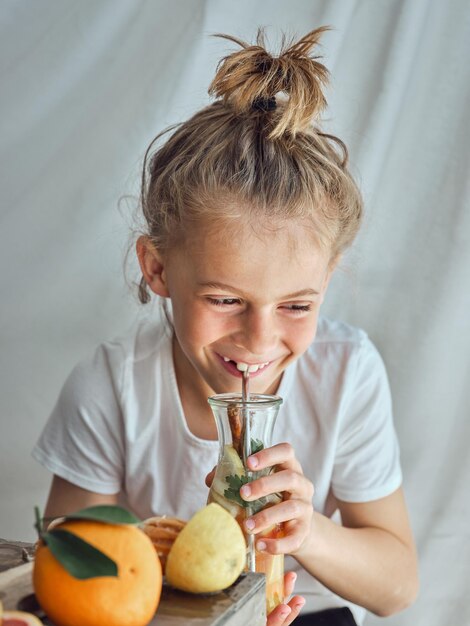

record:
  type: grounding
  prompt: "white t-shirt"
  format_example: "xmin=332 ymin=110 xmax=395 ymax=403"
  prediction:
xmin=32 ymin=315 xmax=402 ymax=624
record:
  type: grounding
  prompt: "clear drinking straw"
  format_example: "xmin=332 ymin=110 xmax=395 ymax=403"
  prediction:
xmin=242 ymin=370 xmax=256 ymax=572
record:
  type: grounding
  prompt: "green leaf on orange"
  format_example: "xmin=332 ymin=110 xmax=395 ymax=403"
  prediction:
xmin=43 ymin=528 xmax=118 ymax=579
xmin=63 ymin=505 xmax=140 ymax=525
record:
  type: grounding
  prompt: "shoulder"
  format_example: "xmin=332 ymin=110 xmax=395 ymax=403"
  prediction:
xmin=102 ymin=312 xmax=171 ymax=366
xmin=309 ymin=317 xmax=393 ymax=423
xmin=302 ymin=315 xmax=380 ymax=370
xmin=62 ymin=314 xmax=171 ymax=404
xmin=314 ymin=315 xmax=368 ymax=347
xmin=293 ymin=316 xmax=389 ymax=399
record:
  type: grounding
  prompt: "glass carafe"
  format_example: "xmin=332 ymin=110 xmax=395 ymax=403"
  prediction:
xmin=207 ymin=393 xmax=284 ymax=613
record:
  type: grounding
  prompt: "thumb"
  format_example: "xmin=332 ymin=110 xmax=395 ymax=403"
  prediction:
xmin=205 ymin=466 xmax=216 ymax=487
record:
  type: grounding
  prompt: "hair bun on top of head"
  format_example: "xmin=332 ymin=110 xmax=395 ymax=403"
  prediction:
xmin=208 ymin=26 xmax=331 ymax=139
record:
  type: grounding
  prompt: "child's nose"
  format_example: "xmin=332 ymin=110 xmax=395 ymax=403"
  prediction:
xmin=234 ymin=309 xmax=278 ymax=356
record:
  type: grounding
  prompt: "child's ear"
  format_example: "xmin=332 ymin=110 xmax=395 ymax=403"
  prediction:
xmin=136 ymin=236 xmax=170 ymax=298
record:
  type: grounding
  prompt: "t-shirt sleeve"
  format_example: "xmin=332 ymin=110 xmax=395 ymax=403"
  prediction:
xmin=332 ymin=336 xmax=402 ymax=502
xmin=32 ymin=345 xmax=125 ymax=494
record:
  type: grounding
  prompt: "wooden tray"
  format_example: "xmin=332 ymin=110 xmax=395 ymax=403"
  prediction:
xmin=0 ymin=561 xmax=266 ymax=626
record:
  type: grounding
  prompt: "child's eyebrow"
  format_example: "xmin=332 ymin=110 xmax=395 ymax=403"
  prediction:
xmin=198 ymin=281 xmax=319 ymax=298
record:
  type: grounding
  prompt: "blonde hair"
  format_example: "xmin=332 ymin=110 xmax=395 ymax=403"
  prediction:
xmin=138 ymin=27 xmax=363 ymax=303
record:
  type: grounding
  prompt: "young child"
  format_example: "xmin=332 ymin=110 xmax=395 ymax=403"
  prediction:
xmin=33 ymin=27 xmax=418 ymax=626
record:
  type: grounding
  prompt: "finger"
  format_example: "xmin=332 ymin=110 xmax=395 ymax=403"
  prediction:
xmin=283 ymin=596 xmax=306 ymax=625
xmin=256 ymin=520 xmax=311 ymax=555
xmin=266 ymin=602 xmax=292 ymax=626
xmin=283 ymin=571 xmax=297 ymax=598
xmin=244 ymin=499 xmax=311 ymax=536
xmin=247 ymin=442 xmax=302 ymax=474
xmin=266 ymin=595 xmax=306 ymax=626
xmin=240 ymin=469 xmax=314 ymax=502
xmin=205 ymin=467 xmax=216 ymax=487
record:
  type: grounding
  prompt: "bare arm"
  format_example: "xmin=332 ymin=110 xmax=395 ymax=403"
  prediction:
xmin=240 ymin=444 xmax=419 ymax=617
xmin=295 ymin=488 xmax=419 ymax=616
xmin=44 ymin=475 xmax=119 ymax=523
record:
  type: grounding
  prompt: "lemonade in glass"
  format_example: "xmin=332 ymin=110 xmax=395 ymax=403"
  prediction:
xmin=207 ymin=393 xmax=284 ymax=613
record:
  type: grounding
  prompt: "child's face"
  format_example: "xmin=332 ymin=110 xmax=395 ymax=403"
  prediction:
xmin=147 ymin=217 xmax=333 ymax=398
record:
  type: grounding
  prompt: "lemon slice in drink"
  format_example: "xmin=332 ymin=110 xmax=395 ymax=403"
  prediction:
xmin=223 ymin=444 xmax=245 ymax=472
xmin=208 ymin=488 xmax=242 ymax=519
xmin=212 ymin=445 xmax=244 ymax=496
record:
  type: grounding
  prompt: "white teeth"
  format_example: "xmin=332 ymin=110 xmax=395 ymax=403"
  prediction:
xmin=223 ymin=357 xmax=230 ymax=362
xmin=235 ymin=361 xmax=269 ymax=373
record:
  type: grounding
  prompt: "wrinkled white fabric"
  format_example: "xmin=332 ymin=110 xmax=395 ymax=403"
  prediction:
xmin=1 ymin=1 xmax=469 ymax=624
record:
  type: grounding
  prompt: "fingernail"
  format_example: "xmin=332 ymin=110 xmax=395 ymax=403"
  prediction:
xmin=245 ymin=518 xmax=255 ymax=531
xmin=240 ymin=485 xmax=251 ymax=498
xmin=248 ymin=455 xmax=259 ymax=468
xmin=292 ymin=572 xmax=297 ymax=582
xmin=256 ymin=540 xmax=266 ymax=551
xmin=294 ymin=599 xmax=305 ymax=610
xmin=279 ymin=606 xmax=291 ymax=618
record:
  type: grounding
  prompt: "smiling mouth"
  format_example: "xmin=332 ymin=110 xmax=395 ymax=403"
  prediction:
xmin=216 ymin=354 xmax=272 ymax=377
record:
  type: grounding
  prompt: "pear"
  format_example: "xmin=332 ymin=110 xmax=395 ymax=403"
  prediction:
xmin=165 ymin=503 xmax=246 ymax=593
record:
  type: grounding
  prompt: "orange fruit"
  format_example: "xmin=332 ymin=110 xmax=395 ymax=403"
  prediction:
xmin=33 ymin=519 xmax=162 ymax=626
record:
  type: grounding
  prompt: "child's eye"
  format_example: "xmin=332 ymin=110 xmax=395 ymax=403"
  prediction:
xmin=207 ymin=297 xmax=241 ymax=306
xmin=283 ymin=304 xmax=312 ymax=314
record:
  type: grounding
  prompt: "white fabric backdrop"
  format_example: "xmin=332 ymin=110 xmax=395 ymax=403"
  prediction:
xmin=1 ymin=1 xmax=469 ymax=624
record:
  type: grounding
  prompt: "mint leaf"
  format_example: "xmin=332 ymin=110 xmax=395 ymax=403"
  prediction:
xmin=250 ymin=438 xmax=264 ymax=455
xmin=224 ymin=473 xmax=270 ymax=512
xmin=63 ymin=505 xmax=140 ymax=525
xmin=224 ymin=474 xmax=251 ymax=507
xmin=43 ymin=528 xmax=118 ymax=579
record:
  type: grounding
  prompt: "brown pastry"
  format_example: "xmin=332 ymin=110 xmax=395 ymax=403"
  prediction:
xmin=141 ymin=515 xmax=187 ymax=574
